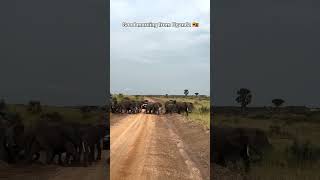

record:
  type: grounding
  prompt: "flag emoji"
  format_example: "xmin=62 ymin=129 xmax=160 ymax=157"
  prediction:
xmin=192 ymin=22 xmax=199 ymax=27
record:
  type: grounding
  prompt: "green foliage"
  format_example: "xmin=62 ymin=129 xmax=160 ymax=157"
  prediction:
xmin=286 ymin=139 xmax=320 ymax=167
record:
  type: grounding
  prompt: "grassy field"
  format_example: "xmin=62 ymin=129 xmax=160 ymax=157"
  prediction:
xmin=214 ymin=112 xmax=320 ymax=180
xmin=4 ymin=104 xmax=103 ymax=128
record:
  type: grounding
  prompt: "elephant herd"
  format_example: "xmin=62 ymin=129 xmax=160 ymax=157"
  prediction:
xmin=111 ymin=97 xmax=194 ymax=116
xmin=0 ymin=111 xmax=108 ymax=167
xmin=111 ymin=98 xmax=145 ymax=114
xmin=211 ymin=125 xmax=272 ymax=172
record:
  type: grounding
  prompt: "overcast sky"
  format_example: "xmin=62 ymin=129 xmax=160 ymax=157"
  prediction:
xmin=213 ymin=0 xmax=320 ymax=107
xmin=0 ymin=0 xmax=107 ymax=106
xmin=110 ymin=0 xmax=210 ymax=96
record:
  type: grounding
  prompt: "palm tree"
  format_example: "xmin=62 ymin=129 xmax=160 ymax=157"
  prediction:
xmin=235 ymin=88 xmax=252 ymax=113
xmin=184 ymin=89 xmax=189 ymax=96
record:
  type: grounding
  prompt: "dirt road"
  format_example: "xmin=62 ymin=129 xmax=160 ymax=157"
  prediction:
xmin=0 ymin=151 xmax=109 ymax=180
xmin=111 ymin=113 xmax=210 ymax=180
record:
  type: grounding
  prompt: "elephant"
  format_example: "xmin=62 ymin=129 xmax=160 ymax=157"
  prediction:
xmin=144 ymin=102 xmax=160 ymax=114
xmin=152 ymin=102 xmax=162 ymax=115
xmin=25 ymin=123 xmax=79 ymax=165
xmin=0 ymin=114 xmax=25 ymax=164
xmin=134 ymin=100 xmax=144 ymax=113
xmin=175 ymin=102 xmax=194 ymax=116
xmin=165 ymin=103 xmax=177 ymax=114
xmin=118 ymin=100 xmax=133 ymax=114
xmin=241 ymin=127 xmax=273 ymax=162
xmin=78 ymin=124 xmax=106 ymax=165
xmin=211 ymin=126 xmax=251 ymax=172
xmin=0 ymin=110 xmax=107 ymax=167
xmin=112 ymin=99 xmax=145 ymax=114
xmin=145 ymin=103 xmax=154 ymax=114
xmin=111 ymin=98 xmax=119 ymax=113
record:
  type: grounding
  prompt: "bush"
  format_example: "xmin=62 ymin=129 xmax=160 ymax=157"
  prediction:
xmin=198 ymin=106 xmax=210 ymax=114
xmin=286 ymin=139 xmax=320 ymax=167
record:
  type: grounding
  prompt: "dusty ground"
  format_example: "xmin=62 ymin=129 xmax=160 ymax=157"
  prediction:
xmin=0 ymin=151 xmax=109 ymax=180
xmin=110 ymin=112 xmax=210 ymax=180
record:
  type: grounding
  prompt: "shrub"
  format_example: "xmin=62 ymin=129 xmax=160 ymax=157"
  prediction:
xmin=286 ymin=139 xmax=320 ymax=167
xmin=198 ymin=106 xmax=210 ymax=114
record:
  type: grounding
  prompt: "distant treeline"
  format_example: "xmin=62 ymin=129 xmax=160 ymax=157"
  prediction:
xmin=213 ymin=106 xmax=320 ymax=114
xmin=131 ymin=95 xmax=209 ymax=98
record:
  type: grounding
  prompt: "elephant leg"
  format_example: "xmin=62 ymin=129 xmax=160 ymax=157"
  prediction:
xmin=65 ymin=153 xmax=71 ymax=166
xmin=241 ymin=145 xmax=251 ymax=172
xmin=97 ymin=142 xmax=102 ymax=160
xmin=87 ymin=146 xmax=93 ymax=164
xmin=46 ymin=150 xmax=54 ymax=164
xmin=58 ymin=153 xmax=63 ymax=165
xmin=26 ymin=141 xmax=40 ymax=164
xmin=82 ymin=150 xmax=88 ymax=167
xmin=74 ymin=147 xmax=80 ymax=163
xmin=81 ymin=142 xmax=88 ymax=167
xmin=91 ymin=145 xmax=96 ymax=161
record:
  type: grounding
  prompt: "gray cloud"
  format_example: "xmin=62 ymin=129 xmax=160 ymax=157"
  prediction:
xmin=0 ymin=0 xmax=107 ymax=106
xmin=213 ymin=0 xmax=320 ymax=106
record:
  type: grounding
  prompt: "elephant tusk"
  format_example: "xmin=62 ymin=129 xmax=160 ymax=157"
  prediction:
xmin=246 ymin=145 xmax=250 ymax=157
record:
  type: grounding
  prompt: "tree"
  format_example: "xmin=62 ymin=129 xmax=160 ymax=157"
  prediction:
xmin=235 ymin=88 xmax=252 ymax=112
xmin=272 ymin=99 xmax=285 ymax=108
xmin=184 ymin=89 xmax=189 ymax=96
xmin=165 ymin=94 xmax=168 ymax=98
xmin=195 ymin=93 xmax=199 ymax=96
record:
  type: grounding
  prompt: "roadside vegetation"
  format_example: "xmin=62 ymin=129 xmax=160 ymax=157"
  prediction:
xmin=4 ymin=103 xmax=103 ymax=128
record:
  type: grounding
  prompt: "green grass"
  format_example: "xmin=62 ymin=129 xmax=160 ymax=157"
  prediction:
xmin=112 ymin=94 xmax=144 ymax=102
